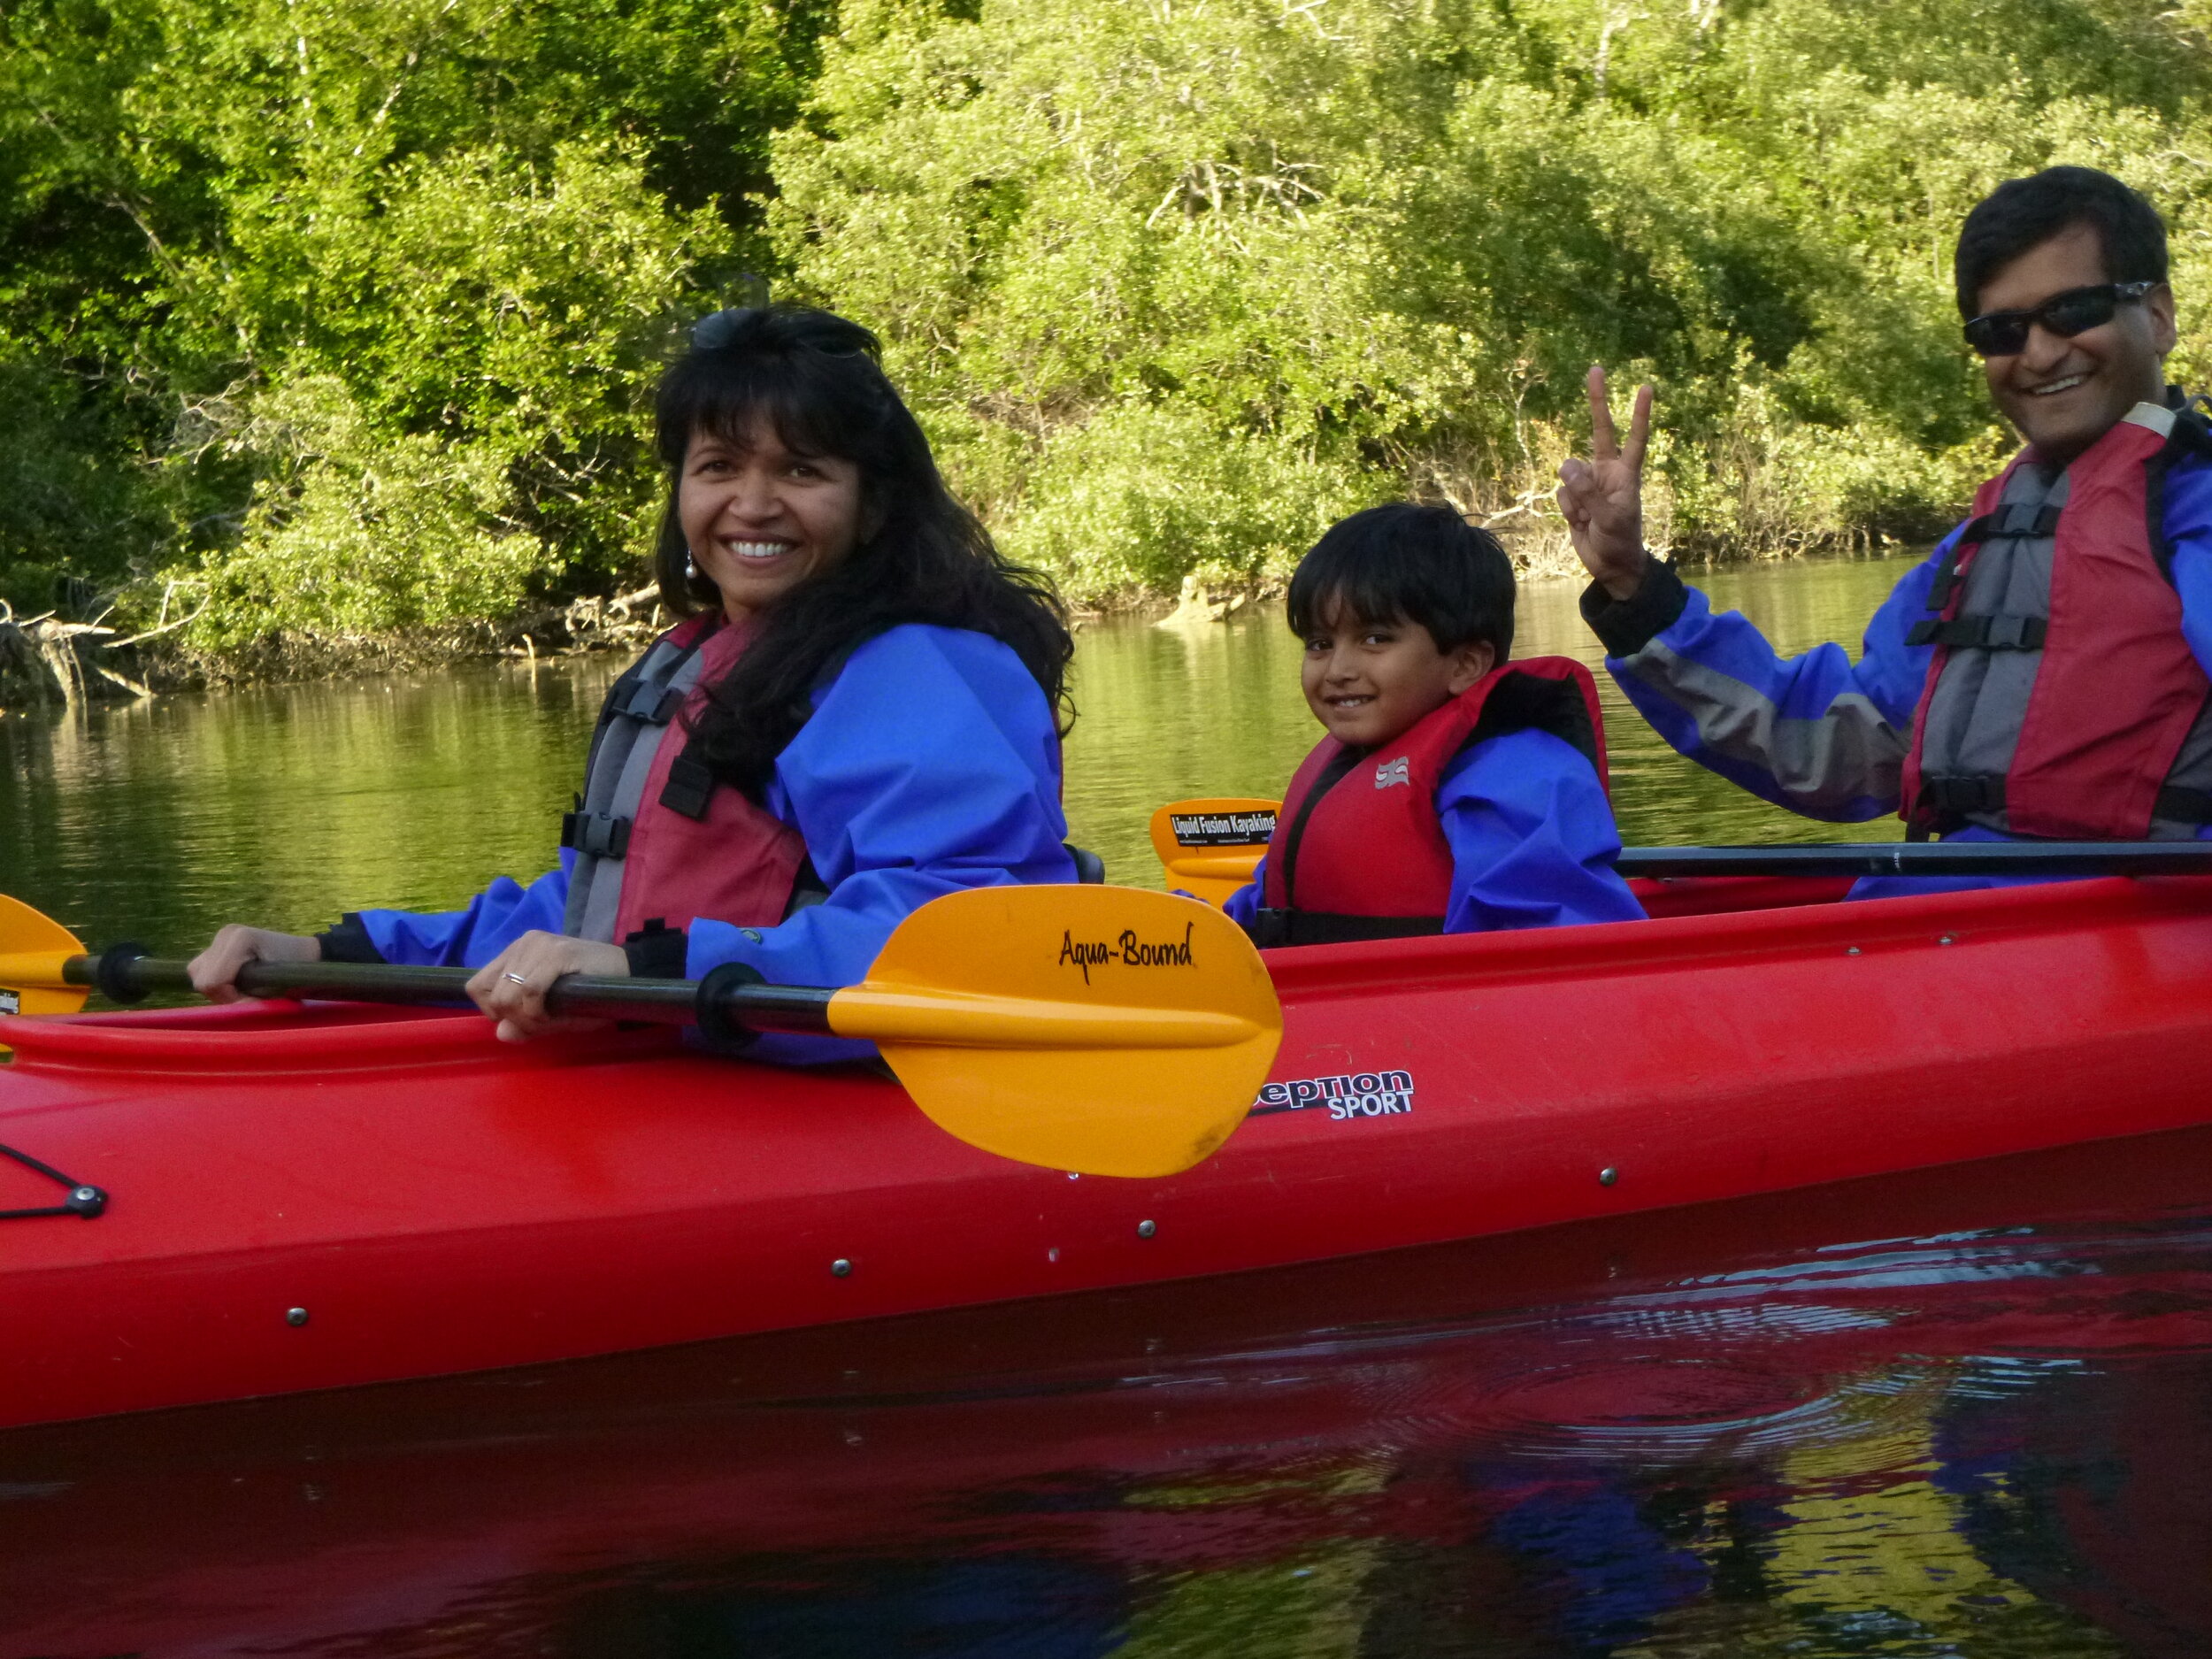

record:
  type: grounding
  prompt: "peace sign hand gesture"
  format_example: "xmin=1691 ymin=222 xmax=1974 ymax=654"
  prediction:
xmin=1555 ymin=365 xmax=1655 ymax=602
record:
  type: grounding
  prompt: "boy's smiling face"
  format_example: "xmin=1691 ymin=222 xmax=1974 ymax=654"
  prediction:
xmin=1300 ymin=598 xmax=1496 ymax=750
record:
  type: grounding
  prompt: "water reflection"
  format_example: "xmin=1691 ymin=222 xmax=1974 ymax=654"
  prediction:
xmin=1 ymin=1125 xmax=2208 ymax=1657
xmin=0 ymin=552 xmax=1922 ymax=949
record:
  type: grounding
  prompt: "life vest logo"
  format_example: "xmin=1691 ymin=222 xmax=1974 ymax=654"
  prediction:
xmin=1375 ymin=756 xmax=1411 ymax=789
xmin=1057 ymin=920 xmax=1195 ymax=985
xmin=0 ymin=989 xmax=17 ymax=1017
xmin=1249 ymin=1069 xmax=1415 ymax=1120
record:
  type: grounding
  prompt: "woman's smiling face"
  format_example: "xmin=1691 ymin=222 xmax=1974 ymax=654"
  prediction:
xmin=679 ymin=419 xmax=867 ymax=623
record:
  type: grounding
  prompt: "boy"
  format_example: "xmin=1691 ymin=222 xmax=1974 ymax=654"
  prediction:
xmin=1228 ymin=503 xmax=1645 ymax=946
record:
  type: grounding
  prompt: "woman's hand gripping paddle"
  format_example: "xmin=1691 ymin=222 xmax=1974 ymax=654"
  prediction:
xmin=1148 ymin=798 xmax=1280 ymax=910
xmin=0 ymin=886 xmax=1282 ymax=1179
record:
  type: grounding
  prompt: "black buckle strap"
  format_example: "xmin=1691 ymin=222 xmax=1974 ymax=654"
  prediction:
xmin=560 ymin=810 xmax=633 ymax=859
xmin=1919 ymin=774 xmax=2006 ymax=814
xmin=1925 ymin=544 xmax=1965 ymax=611
xmin=1918 ymin=777 xmax=2212 ymax=826
xmin=1904 ymin=614 xmax=2047 ymax=651
xmin=618 ymin=670 xmax=691 ymax=726
xmin=0 ymin=1143 xmax=106 ymax=1222
xmin=658 ymin=749 xmax=718 ymax=821
xmin=1244 ymin=909 xmax=1445 ymax=949
xmin=2155 ymin=785 xmax=2212 ymax=824
xmin=1929 ymin=503 xmax=2061 ymax=611
xmin=1961 ymin=502 xmax=2062 ymax=543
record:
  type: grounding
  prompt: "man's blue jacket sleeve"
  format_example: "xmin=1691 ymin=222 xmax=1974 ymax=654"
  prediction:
xmin=1584 ymin=550 xmax=1949 ymax=822
xmin=1583 ymin=453 xmax=2212 ymax=877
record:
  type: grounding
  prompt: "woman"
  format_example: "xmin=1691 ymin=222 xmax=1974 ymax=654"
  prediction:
xmin=190 ymin=306 xmax=1079 ymax=1064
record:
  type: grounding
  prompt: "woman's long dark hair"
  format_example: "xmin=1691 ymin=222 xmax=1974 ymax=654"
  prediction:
xmin=653 ymin=305 xmax=1072 ymax=801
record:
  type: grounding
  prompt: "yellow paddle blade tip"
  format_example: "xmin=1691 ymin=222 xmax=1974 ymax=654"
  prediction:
xmin=0 ymin=895 xmax=90 ymax=1025
xmin=856 ymin=884 xmax=1282 ymax=1177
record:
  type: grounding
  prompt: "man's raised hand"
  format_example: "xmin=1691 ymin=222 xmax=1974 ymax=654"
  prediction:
xmin=1555 ymin=365 xmax=1654 ymax=602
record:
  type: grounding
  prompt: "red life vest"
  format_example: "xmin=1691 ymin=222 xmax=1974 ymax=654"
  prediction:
xmin=1901 ymin=411 xmax=2212 ymax=839
xmin=562 ymin=614 xmax=809 ymax=944
xmin=1256 ymin=657 xmax=1608 ymax=943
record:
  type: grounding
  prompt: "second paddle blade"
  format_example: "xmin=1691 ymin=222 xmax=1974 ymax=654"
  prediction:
xmin=0 ymin=895 xmax=91 ymax=1019
xmin=854 ymin=885 xmax=1282 ymax=1179
xmin=1148 ymin=797 xmax=1279 ymax=910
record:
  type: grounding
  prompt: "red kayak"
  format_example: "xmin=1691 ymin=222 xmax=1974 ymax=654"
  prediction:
xmin=4 ymin=873 xmax=2212 ymax=1431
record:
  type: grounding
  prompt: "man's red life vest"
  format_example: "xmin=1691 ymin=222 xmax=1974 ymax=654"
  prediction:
xmin=561 ymin=613 xmax=809 ymax=944
xmin=1900 ymin=411 xmax=2212 ymax=840
xmin=1256 ymin=657 xmax=1608 ymax=942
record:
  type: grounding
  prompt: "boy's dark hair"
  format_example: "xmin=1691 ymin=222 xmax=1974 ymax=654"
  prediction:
xmin=1955 ymin=166 xmax=2168 ymax=318
xmin=1286 ymin=503 xmax=1516 ymax=658
xmin=653 ymin=303 xmax=1072 ymax=802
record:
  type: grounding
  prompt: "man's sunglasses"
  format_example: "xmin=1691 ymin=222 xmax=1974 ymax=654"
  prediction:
xmin=1962 ymin=280 xmax=2156 ymax=357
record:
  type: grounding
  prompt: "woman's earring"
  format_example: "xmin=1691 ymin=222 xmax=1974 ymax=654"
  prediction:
xmin=685 ymin=551 xmax=701 ymax=580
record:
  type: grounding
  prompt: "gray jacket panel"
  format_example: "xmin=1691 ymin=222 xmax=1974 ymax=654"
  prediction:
xmin=562 ymin=639 xmax=716 ymax=941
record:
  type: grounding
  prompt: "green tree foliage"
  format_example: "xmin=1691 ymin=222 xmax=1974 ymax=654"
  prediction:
xmin=0 ymin=0 xmax=824 ymax=649
xmin=772 ymin=0 xmax=2212 ymax=600
xmin=10 ymin=0 xmax=2212 ymax=647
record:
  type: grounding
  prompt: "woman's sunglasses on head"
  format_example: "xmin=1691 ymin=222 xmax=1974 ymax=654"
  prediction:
xmin=1963 ymin=280 xmax=2155 ymax=358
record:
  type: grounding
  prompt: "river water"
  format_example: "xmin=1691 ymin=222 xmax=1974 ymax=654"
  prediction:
xmin=5 ymin=555 xmax=2212 ymax=1658
xmin=0 ymin=558 xmax=1901 ymax=953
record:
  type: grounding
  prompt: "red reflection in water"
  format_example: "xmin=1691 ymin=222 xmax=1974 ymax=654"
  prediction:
xmin=5 ymin=1127 xmax=2212 ymax=1657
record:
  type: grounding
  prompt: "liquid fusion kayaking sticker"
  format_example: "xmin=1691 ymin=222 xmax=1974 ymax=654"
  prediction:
xmin=1169 ymin=809 xmax=1277 ymax=847
xmin=1249 ymin=1069 xmax=1415 ymax=1121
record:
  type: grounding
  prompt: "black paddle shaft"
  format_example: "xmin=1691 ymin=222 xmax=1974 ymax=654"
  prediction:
xmin=1618 ymin=841 xmax=2212 ymax=879
xmin=61 ymin=949 xmax=837 ymax=1037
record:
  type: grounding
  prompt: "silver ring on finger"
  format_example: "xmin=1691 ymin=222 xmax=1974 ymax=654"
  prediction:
xmin=503 ymin=972 xmax=532 ymax=987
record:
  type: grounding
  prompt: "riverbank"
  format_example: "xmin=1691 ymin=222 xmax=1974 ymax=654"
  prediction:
xmin=3 ymin=549 xmax=1921 ymax=956
xmin=0 ymin=527 xmax=1924 ymax=713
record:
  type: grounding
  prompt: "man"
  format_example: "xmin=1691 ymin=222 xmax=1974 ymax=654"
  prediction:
xmin=1558 ymin=166 xmax=2212 ymax=886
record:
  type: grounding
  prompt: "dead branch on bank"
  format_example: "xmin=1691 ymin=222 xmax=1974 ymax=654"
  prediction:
xmin=0 ymin=601 xmax=156 ymax=711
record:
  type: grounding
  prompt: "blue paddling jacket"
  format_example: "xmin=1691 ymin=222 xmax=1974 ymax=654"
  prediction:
xmin=323 ymin=625 xmax=1077 ymax=1064
xmin=1582 ymin=406 xmax=2212 ymax=898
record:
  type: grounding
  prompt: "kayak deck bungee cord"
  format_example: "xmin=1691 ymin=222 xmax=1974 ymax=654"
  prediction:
xmin=4 ymin=872 xmax=2212 ymax=1429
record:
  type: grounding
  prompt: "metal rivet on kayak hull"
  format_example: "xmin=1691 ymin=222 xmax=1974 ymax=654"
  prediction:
xmin=1137 ymin=1219 xmax=1157 ymax=1238
xmin=1939 ymin=934 xmax=1956 ymax=945
xmin=286 ymin=1308 xmax=309 ymax=1327
xmin=831 ymin=1258 xmax=852 ymax=1277
xmin=1599 ymin=1168 xmax=1619 ymax=1187
xmin=1847 ymin=947 xmax=1861 ymax=956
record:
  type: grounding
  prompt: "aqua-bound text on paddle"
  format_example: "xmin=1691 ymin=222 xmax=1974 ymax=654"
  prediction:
xmin=1056 ymin=920 xmax=1196 ymax=985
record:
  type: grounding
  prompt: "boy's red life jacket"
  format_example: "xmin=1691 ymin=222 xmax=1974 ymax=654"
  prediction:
xmin=1256 ymin=657 xmax=1608 ymax=945
xmin=1901 ymin=411 xmax=2212 ymax=840
xmin=560 ymin=613 xmax=810 ymax=945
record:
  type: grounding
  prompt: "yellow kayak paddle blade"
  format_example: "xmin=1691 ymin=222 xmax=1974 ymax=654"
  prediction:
xmin=0 ymin=893 xmax=91 ymax=1019
xmin=1148 ymin=798 xmax=1279 ymax=910
xmin=835 ymin=885 xmax=1282 ymax=1178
